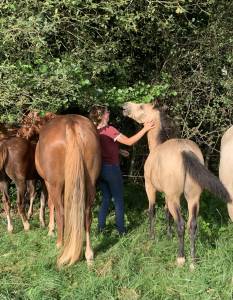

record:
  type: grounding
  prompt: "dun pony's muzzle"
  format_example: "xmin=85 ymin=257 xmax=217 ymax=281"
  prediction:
xmin=122 ymin=102 xmax=131 ymax=117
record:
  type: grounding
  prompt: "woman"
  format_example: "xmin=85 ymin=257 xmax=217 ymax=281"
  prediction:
xmin=89 ymin=105 xmax=156 ymax=235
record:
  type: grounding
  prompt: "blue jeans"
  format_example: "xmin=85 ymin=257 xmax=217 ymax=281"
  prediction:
xmin=98 ymin=164 xmax=125 ymax=234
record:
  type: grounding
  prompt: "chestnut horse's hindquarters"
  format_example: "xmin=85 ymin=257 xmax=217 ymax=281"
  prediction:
xmin=57 ymin=124 xmax=85 ymax=267
xmin=182 ymin=150 xmax=231 ymax=204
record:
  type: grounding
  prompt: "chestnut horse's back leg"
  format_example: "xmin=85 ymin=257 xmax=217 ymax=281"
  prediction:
xmin=166 ymin=196 xmax=185 ymax=266
xmin=85 ymin=183 xmax=96 ymax=266
xmin=46 ymin=182 xmax=63 ymax=248
xmin=0 ymin=177 xmax=13 ymax=232
xmin=145 ymin=178 xmax=156 ymax=239
xmin=27 ymin=179 xmax=37 ymax=220
xmin=16 ymin=179 xmax=30 ymax=231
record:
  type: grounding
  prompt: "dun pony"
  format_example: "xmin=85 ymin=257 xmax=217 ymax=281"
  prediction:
xmin=219 ymin=125 xmax=233 ymax=220
xmin=123 ymin=102 xmax=231 ymax=269
xmin=35 ymin=115 xmax=101 ymax=267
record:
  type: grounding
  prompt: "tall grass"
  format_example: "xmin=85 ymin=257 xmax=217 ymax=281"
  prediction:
xmin=0 ymin=183 xmax=233 ymax=299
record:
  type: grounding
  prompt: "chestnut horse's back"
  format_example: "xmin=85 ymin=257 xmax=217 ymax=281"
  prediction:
xmin=35 ymin=115 xmax=101 ymax=266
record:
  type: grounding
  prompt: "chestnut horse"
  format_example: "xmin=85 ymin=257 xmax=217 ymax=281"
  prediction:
xmin=219 ymin=125 xmax=233 ymax=220
xmin=0 ymin=137 xmax=45 ymax=231
xmin=35 ymin=115 xmax=101 ymax=266
xmin=123 ymin=102 xmax=231 ymax=268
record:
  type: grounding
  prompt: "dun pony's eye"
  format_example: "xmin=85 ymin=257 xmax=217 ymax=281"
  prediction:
xmin=139 ymin=105 xmax=144 ymax=110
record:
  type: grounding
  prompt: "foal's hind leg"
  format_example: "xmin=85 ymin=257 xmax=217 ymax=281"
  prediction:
xmin=166 ymin=196 xmax=185 ymax=266
xmin=39 ymin=181 xmax=47 ymax=228
xmin=145 ymin=178 xmax=156 ymax=239
xmin=27 ymin=180 xmax=37 ymax=219
xmin=0 ymin=180 xmax=13 ymax=232
xmin=16 ymin=180 xmax=30 ymax=231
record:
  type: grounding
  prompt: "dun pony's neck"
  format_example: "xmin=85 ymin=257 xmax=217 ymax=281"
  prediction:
xmin=147 ymin=122 xmax=162 ymax=152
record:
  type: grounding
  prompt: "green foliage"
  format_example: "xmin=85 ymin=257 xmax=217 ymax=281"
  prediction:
xmin=0 ymin=0 xmax=232 ymax=168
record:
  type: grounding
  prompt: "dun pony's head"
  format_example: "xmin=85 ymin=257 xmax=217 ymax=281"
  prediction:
xmin=123 ymin=101 xmax=177 ymax=143
xmin=122 ymin=102 xmax=160 ymax=124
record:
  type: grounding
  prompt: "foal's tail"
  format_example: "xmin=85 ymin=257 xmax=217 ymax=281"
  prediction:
xmin=182 ymin=151 xmax=230 ymax=203
xmin=58 ymin=122 xmax=85 ymax=267
xmin=0 ymin=143 xmax=8 ymax=171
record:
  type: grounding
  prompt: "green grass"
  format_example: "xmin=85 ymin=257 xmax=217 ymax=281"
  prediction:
xmin=0 ymin=183 xmax=233 ymax=300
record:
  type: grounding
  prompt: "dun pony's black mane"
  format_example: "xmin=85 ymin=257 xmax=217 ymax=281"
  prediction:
xmin=154 ymin=106 xmax=178 ymax=144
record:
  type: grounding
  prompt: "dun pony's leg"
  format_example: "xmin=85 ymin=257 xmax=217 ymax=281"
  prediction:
xmin=0 ymin=179 xmax=13 ymax=232
xmin=187 ymin=198 xmax=199 ymax=270
xmin=16 ymin=180 xmax=30 ymax=231
xmin=167 ymin=198 xmax=185 ymax=266
xmin=145 ymin=179 xmax=156 ymax=239
xmin=27 ymin=180 xmax=37 ymax=219
xmin=165 ymin=203 xmax=172 ymax=238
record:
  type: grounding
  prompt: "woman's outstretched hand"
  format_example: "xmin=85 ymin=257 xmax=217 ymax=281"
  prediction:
xmin=143 ymin=120 xmax=156 ymax=131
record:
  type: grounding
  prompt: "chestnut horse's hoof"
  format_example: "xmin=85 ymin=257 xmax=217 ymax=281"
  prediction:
xmin=48 ymin=230 xmax=55 ymax=237
xmin=86 ymin=259 xmax=94 ymax=268
xmin=23 ymin=222 xmax=30 ymax=231
xmin=27 ymin=211 xmax=32 ymax=220
xmin=149 ymin=229 xmax=155 ymax=240
xmin=176 ymin=257 xmax=185 ymax=267
xmin=40 ymin=221 xmax=46 ymax=228
xmin=56 ymin=241 xmax=62 ymax=249
xmin=7 ymin=225 xmax=13 ymax=233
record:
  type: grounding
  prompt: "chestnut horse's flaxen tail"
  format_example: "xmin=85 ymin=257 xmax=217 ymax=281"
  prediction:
xmin=58 ymin=123 xmax=85 ymax=267
xmin=182 ymin=151 xmax=230 ymax=203
xmin=0 ymin=143 xmax=8 ymax=170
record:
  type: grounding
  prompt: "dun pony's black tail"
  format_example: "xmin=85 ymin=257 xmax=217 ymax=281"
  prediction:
xmin=182 ymin=150 xmax=230 ymax=203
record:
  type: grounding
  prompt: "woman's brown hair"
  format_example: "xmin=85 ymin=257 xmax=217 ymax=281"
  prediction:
xmin=89 ymin=105 xmax=108 ymax=127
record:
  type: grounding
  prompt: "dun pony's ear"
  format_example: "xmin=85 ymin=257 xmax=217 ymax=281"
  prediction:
xmin=151 ymin=99 xmax=159 ymax=108
xmin=160 ymin=104 xmax=169 ymax=113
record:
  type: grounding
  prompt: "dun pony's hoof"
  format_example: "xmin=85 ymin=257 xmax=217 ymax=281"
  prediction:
xmin=23 ymin=222 xmax=30 ymax=231
xmin=176 ymin=257 xmax=185 ymax=267
xmin=189 ymin=263 xmax=195 ymax=271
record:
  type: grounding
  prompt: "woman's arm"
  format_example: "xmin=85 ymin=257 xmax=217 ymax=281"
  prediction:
xmin=116 ymin=121 xmax=156 ymax=146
